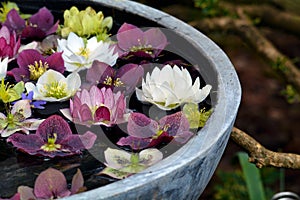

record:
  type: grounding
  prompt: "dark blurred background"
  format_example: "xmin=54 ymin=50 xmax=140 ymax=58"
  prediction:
xmin=133 ymin=0 xmax=300 ymax=199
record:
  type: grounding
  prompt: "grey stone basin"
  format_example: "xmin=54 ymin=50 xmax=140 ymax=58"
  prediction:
xmin=13 ymin=0 xmax=242 ymax=199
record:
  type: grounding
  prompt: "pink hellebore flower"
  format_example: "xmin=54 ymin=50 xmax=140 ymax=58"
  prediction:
xmin=7 ymin=115 xmax=97 ymax=158
xmin=61 ymin=86 xmax=128 ymax=127
xmin=9 ymin=49 xmax=65 ymax=82
xmin=85 ymin=60 xmax=144 ymax=95
xmin=115 ymin=23 xmax=168 ymax=58
xmin=0 ymin=25 xmax=20 ymax=59
xmin=117 ymin=112 xmax=194 ymax=150
xmin=4 ymin=7 xmax=58 ymax=40
xmin=17 ymin=168 xmax=85 ymax=200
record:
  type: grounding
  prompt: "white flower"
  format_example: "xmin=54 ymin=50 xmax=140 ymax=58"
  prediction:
xmin=136 ymin=65 xmax=212 ymax=110
xmin=57 ymin=32 xmax=118 ymax=72
xmin=0 ymin=57 xmax=8 ymax=79
xmin=25 ymin=69 xmax=81 ymax=102
xmin=0 ymin=100 xmax=44 ymax=137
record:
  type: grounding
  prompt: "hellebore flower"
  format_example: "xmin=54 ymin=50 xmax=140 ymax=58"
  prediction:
xmin=7 ymin=115 xmax=97 ymax=157
xmin=182 ymin=103 xmax=213 ymax=129
xmin=100 ymin=147 xmax=163 ymax=179
xmin=25 ymin=69 xmax=81 ymax=102
xmin=60 ymin=6 xmax=113 ymax=41
xmin=0 ymin=99 xmax=44 ymax=137
xmin=0 ymin=57 xmax=8 ymax=79
xmin=0 ymin=79 xmax=24 ymax=103
xmin=17 ymin=168 xmax=85 ymax=199
xmin=136 ymin=64 xmax=212 ymax=110
xmin=117 ymin=112 xmax=193 ymax=150
xmin=85 ymin=61 xmax=144 ymax=95
xmin=57 ymin=32 xmax=118 ymax=72
xmin=4 ymin=7 xmax=58 ymax=40
xmin=115 ymin=23 xmax=168 ymax=58
xmin=60 ymin=85 xmax=128 ymax=127
xmin=0 ymin=25 xmax=20 ymax=59
xmin=10 ymin=49 xmax=65 ymax=82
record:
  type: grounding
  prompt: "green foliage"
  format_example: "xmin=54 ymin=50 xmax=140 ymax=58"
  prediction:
xmin=193 ymin=0 xmax=226 ymax=17
xmin=214 ymin=153 xmax=279 ymax=200
xmin=281 ymin=84 xmax=300 ymax=104
xmin=238 ymin=152 xmax=266 ymax=200
xmin=271 ymin=57 xmax=288 ymax=73
xmin=214 ymin=170 xmax=249 ymax=200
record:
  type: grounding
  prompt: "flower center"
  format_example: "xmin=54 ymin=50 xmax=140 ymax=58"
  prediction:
xmin=28 ymin=60 xmax=49 ymax=81
xmin=130 ymin=39 xmax=153 ymax=55
xmin=43 ymin=81 xmax=68 ymax=99
xmin=76 ymin=47 xmax=90 ymax=58
xmin=103 ymin=76 xmax=124 ymax=87
xmin=41 ymin=133 xmax=62 ymax=152
xmin=152 ymin=124 xmax=169 ymax=139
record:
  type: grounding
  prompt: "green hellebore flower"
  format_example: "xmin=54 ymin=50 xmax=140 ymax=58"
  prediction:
xmin=0 ymin=79 xmax=24 ymax=103
xmin=60 ymin=6 xmax=113 ymax=40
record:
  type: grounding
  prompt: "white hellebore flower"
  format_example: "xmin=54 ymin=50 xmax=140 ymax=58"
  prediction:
xmin=0 ymin=57 xmax=9 ymax=79
xmin=25 ymin=69 xmax=81 ymax=102
xmin=136 ymin=65 xmax=212 ymax=110
xmin=57 ymin=32 xmax=118 ymax=72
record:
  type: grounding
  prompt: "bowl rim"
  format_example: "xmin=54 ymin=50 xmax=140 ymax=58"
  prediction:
xmin=59 ymin=0 xmax=241 ymax=199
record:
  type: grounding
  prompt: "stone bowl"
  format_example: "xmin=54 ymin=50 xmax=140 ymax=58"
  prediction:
xmin=12 ymin=0 xmax=242 ymax=199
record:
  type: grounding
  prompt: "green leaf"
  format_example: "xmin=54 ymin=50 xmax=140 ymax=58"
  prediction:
xmin=238 ymin=152 xmax=266 ymax=200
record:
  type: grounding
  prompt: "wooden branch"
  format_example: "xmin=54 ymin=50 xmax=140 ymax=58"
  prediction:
xmin=189 ymin=15 xmax=300 ymax=92
xmin=231 ymin=127 xmax=300 ymax=169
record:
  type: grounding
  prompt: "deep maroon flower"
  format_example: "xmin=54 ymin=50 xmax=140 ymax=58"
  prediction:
xmin=117 ymin=112 xmax=193 ymax=150
xmin=115 ymin=23 xmax=168 ymax=58
xmin=9 ymin=49 xmax=65 ymax=82
xmin=7 ymin=115 xmax=97 ymax=158
xmin=0 ymin=25 xmax=20 ymax=59
xmin=85 ymin=60 xmax=144 ymax=95
xmin=4 ymin=7 xmax=59 ymax=40
xmin=17 ymin=168 xmax=85 ymax=199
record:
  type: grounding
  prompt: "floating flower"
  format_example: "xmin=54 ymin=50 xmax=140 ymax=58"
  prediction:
xmin=182 ymin=103 xmax=213 ymax=129
xmin=85 ymin=61 xmax=144 ymax=95
xmin=7 ymin=115 xmax=97 ymax=157
xmin=60 ymin=85 xmax=128 ymax=127
xmin=17 ymin=168 xmax=85 ymax=199
xmin=57 ymin=32 xmax=118 ymax=72
xmin=117 ymin=112 xmax=193 ymax=150
xmin=4 ymin=7 xmax=58 ymax=40
xmin=100 ymin=148 xmax=163 ymax=179
xmin=0 ymin=79 xmax=24 ymax=103
xmin=115 ymin=23 xmax=168 ymax=58
xmin=60 ymin=6 xmax=113 ymax=41
xmin=0 ymin=57 xmax=8 ymax=79
xmin=136 ymin=64 xmax=212 ymax=110
xmin=0 ymin=25 xmax=20 ymax=59
xmin=24 ymin=69 xmax=81 ymax=102
xmin=0 ymin=99 xmax=44 ymax=137
xmin=18 ymin=91 xmax=46 ymax=109
xmin=10 ymin=49 xmax=65 ymax=82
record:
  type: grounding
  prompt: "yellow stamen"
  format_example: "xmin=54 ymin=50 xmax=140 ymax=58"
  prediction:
xmin=41 ymin=133 xmax=61 ymax=152
xmin=43 ymin=81 xmax=67 ymax=99
xmin=28 ymin=60 xmax=49 ymax=81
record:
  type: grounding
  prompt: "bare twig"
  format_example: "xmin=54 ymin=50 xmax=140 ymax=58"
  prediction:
xmin=231 ymin=127 xmax=300 ymax=169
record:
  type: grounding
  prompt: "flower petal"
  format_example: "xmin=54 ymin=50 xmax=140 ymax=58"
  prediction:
xmin=127 ymin=112 xmax=158 ymax=138
xmin=104 ymin=147 xmax=131 ymax=169
xmin=71 ymin=169 xmax=85 ymax=194
xmin=139 ymin=148 xmax=163 ymax=166
xmin=159 ymin=111 xmax=190 ymax=136
xmin=34 ymin=168 xmax=71 ymax=199
xmin=7 ymin=133 xmax=44 ymax=154
xmin=117 ymin=136 xmax=151 ymax=150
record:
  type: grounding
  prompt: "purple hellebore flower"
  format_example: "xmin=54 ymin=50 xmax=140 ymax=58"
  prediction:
xmin=60 ymin=85 xmax=129 ymax=127
xmin=117 ymin=111 xmax=194 ymax=150
xmin=16 ymin=168 xmax=85 ymax=200
xmin=85 ymin=60 xmax=144 ymax=95
xmin=115 ymin=23 xmax=168 ymax=58
xmin=9 ymin=49 xmax=65 ymax=82
xmin=7 ymin=115 xmax=97 ymax=158
xmin=4 ymin=7 xmax=59 ymax=40
xmin=0 ymin=25 xmax=20 ymax=59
